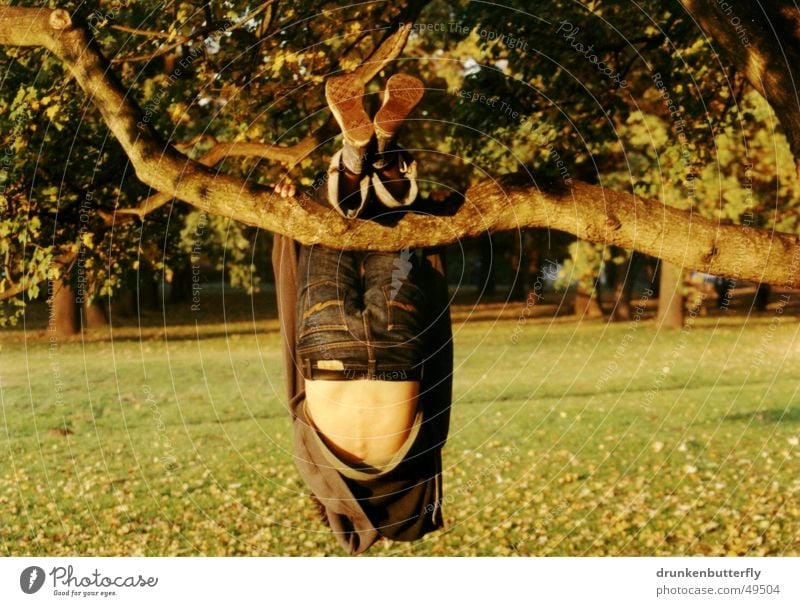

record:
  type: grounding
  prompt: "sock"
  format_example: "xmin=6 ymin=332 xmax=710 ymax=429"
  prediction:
xmin=372 ymin=137 xmax=398 ymax=170
xmin=342 ymin=141 xmax=367 ymax=174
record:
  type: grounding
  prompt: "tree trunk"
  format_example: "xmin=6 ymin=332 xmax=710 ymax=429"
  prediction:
xmin=169 ymin=263 xmax=192 ymax=303
xmin=657 ymin=261 xmax=685 ymax=328
xmin=477 ymin=233 xmax=496 ymax=296
xmin=524 ymin=236 xmax=544 ymax=302
xmin=644 ymin=256 xmax=659 ymax=298
xmin=754 ymin=283 xmax=771 ymax=312
xmin=508 ymin=231 xmax=532 ymax=301
xmin=714 ymin=277 xmax=735 ymax=309
xmin=82 ymin=297 xmax=108 ymax=328
xmin=48 ymin=279 xmax=79 ymax=337
xmin=140 ymin=272 xmax=162 ymax=312
xmin=574 ymin=286 xmax=604 ymax=318
xmin=607 ymin=250 xmax=638 ymax=322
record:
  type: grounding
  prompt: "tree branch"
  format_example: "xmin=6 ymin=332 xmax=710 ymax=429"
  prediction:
xmin=680 ymin=0 xmax=800 ymax=178
xmin=0 ymin=252 xmax=77 ymax=302
xmin=110 ymin=132 xmax=323 ymax=221
xmin=110 ymin=1 xmax=275 ymax=64
xmin=1 ymin=7 xmax=799 ymax=289
xmin=103 ymin=13 xmax=413 ymax=221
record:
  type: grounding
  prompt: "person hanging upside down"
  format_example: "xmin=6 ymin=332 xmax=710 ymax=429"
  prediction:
xmin=271 ymin=72 xmax=454 ymax=554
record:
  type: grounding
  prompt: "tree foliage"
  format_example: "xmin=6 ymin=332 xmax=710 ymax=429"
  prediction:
xmin=0 ymin=0 xmax=418 ymax=323
xmin=1 ymin=0 xmax=798 ymax=325
xmin=406 ymin=0 xmax=798 ymax=310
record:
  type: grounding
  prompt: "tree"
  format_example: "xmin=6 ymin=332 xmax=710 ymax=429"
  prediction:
xmin=2 ymin=1 xmax=800 ymax=329
xmin=0 ymin=0 xmax=426 ymax=328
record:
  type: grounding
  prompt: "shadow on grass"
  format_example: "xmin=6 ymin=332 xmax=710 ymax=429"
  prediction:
xmin=723 ymin=406 xmax=800 ymax=424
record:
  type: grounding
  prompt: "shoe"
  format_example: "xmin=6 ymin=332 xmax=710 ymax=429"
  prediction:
xmin=373 ymin=74 xmax=424 ymax=141
xmin=325 ymin=73 xmax=374 ymax=148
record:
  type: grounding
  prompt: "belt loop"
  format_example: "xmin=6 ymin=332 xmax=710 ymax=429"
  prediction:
xmin=368 ymin=359 xmax=377 ymax=378
xmin=304 ymin=357 xmax=313 ymax=378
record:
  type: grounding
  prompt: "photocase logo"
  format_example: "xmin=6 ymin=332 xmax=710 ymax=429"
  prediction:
xmin=390 ymin=247 xmax=413 ymax=301
xmin=20 ymin=566 xmax=45 ymax=594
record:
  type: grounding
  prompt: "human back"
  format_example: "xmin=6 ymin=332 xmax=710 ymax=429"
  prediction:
xmin=305 ymin=378 xmax=421 ymax=466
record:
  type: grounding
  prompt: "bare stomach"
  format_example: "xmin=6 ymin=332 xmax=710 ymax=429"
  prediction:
xmin=304 ymin=379 xmax=420 ymax=466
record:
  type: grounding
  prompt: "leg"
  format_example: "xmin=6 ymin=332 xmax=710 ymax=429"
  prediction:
xmin=373 ymin=162 xmax=410 ymax=201
xmin=326 ymin=148 xmax=371 ymax=218
xmin=361 ymin=248 xmax=427 ymax=379
xmin=325 ymin=72 xmax=424 ymax=216
xmin=296 ymin=245 xmax=367 ymax=374
xmin=325 ymin=74 xmax=373 ymax=218
xmin=370 ymin=74 xmax=424 ymax=209
xmin=369 ymin=148 xmax=419 ymax=210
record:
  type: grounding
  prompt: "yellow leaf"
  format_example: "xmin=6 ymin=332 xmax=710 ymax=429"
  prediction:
xmin=44 ymin=103 xmax=61 ymax=120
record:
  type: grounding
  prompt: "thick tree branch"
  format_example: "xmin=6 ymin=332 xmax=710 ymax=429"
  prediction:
xmin=1 ymin=7 xmax=799 ymax=289
xmin=681 ymin=0 xmax=800 ymax=177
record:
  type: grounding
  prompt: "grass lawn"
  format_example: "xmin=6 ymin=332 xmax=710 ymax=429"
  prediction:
xmin=1 ymin=306 xmax=799 ymax=556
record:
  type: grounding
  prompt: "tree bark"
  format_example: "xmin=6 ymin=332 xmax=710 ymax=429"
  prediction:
xmin=2 ymin=7 xmax=800 ymax=292
xmin=508 ymin=231 xmax=533 ymax=301
xmin=574 ymin=287 xmax=604 ymax=319
xmin=656 ymin=261 xmax=685 ymax=329
xmin=477 ymin=233 xmax=497 ymax=296
xmin=680 ymin=0 xmax=800 ymax=176
xmin=607 ymin=250 xmax=638 ymax=322
xmin=169 ymin=263 xmax=192 ymax=304
xmin=48 ymin=279 xmax=80 ymax=337
xmin=140 ymin=271 xmax=162 ymax=312
xmin=82 ymin=298 xmax=108 ymax=328
xmin=754 ymin=283 xmax=771 ymax=312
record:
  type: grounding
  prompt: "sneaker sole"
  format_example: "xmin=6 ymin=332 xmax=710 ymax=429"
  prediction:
xmin=325 ymin=74 xmax=374 ymax=148
xmin=373 ymin=74 xmax=424 ymax=140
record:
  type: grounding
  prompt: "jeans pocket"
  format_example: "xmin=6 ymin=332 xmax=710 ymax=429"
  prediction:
xmin=298 ymin=279 xmax=349 ymax=339
xmin=382 ymin=281 xmax=426 ymax=333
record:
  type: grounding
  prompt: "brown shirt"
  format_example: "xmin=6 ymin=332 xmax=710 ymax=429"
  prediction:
xmin=272 ymin=234 xmax=453 ymax=554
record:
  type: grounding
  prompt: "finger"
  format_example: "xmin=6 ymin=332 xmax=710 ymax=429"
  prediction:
xmin=273 ymin=182 xmax=293 ymax=198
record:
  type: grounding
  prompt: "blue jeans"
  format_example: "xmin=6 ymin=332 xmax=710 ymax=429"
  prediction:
xmin=296 ymin=244 xmax=427 ymax=380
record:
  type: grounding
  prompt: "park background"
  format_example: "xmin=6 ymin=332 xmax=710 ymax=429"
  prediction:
xmin=1 ymin=0 xmax=799 ymax=555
